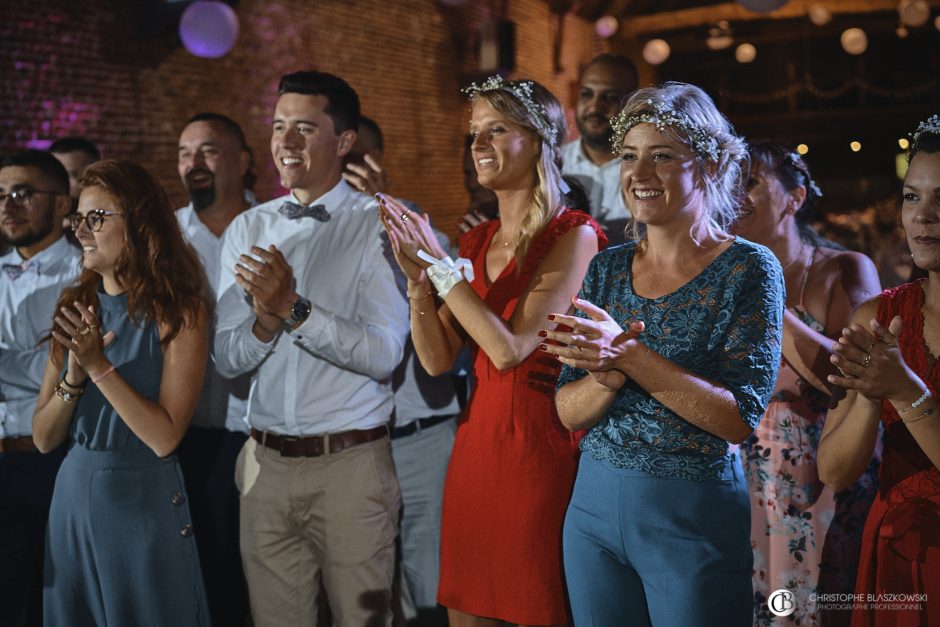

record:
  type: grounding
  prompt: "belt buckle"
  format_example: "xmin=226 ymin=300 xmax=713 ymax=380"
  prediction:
xmin=279 ymin=435 xmax=300 ymax=457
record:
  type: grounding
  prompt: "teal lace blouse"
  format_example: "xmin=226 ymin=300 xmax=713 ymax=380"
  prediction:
xmin=557 ymin=238 xmax=785 ymax=481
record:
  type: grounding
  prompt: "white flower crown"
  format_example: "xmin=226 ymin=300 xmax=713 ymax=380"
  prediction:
xmin=610 ymin=99 xmax=720 ymax=162
xmin=463 ymin=76 xmax=559 ymax=147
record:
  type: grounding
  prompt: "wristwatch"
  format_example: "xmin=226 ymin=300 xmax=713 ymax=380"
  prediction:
xmin=285 ymin=296 xmax=312 ymax=330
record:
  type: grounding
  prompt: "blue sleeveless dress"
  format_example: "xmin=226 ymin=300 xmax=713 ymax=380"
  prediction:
xmin=43 ymin=288 xmax=209 ymax=626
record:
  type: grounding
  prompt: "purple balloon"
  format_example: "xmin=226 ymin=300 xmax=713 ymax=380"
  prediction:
xmin=179 ymin=1 xmax=239 ymax=59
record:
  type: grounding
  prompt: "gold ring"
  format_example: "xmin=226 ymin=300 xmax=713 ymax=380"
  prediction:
xmin=862 ymin=353 xmax=872 ymax=368
xmin=864 ymin=342 xmax=874 ymax=353
xmin=78 ymin=326 xmax=92 ymax=336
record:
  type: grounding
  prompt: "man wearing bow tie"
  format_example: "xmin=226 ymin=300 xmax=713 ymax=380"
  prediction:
xmin=0 ymin=150 xmax=79 ymax=626
xmin=215 ymin=71 xmax=408 ymax=627
xmin=175 ymin=111 xmax=257 ymax=626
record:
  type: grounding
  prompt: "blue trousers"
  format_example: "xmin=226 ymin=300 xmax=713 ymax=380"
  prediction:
xmin=563 ymin=453 xmax=752 ymax=627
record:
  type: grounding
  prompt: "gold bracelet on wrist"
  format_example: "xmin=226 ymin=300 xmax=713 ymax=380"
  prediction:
xmin=902 ymin=404 xmax=935 ymax=424
xmin=54 ymin=381 xmax=83 ymax=404
xmin=407 ymin=289 xmax=433 ymax=301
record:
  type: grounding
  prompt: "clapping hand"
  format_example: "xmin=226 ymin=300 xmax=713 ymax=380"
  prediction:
xmin=378 ymin=194 xmax=449 ymax=283
xmin=538 ymin=297 xmax=645 ymax=390
xmin=52 ymin=302 xmax=116 ymax=385
xmin=828 ymin=316 xmax=923 ymax=402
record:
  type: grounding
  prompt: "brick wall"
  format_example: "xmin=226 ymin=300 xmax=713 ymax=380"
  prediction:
xmin=0 ymin=0 xmax=606 ymax=240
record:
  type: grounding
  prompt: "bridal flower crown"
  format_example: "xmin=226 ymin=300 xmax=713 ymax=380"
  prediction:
xmin=911 ymin=114 xmax=940 ymax=147
xmin=610 ymin=99 xmax=721 ymax=162
xmin=463 ymin=75 xmax=559 ymax=147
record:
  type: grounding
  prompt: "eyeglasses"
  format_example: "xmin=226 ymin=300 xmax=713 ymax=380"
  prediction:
xmin=0 ymin=188 xmax=60 ymax=208
xmin=68 ymin=210 xmax=124 ymax=232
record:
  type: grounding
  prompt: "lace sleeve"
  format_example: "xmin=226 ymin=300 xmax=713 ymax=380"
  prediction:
xmin=713 ymin=247 xmax=785 ymax=429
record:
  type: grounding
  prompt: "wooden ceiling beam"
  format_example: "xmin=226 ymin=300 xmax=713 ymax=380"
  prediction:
xmin=618 ymin=0 xmax=940 ymax=38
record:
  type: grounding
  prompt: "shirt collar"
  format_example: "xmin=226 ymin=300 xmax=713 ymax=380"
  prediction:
xmin=5 ymin=235 xmax=75 ymax=270
xmin=288 ymin=179 xmax=354 ymax=215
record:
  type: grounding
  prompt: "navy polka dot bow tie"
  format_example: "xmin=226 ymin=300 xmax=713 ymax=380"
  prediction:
xmin=278 ymin=201 xmax=330 ymax=222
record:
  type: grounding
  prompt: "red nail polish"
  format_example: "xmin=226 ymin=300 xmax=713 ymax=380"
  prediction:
xmin=538 ymin=330 xmax=547 ymax=337
xmin=548 ymin=315 xmax=555 ymax=321
xmin=538 ymin=344 xmax=547 ymax=351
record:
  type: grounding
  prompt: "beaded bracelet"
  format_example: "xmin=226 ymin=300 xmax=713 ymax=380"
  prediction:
xmin=54 ymin=381 xmax=83 ymax=404
xmin=899 ymin=390 xmax=931 ymax=413
xmin=902 ymin=404 xmax=935 ymax=424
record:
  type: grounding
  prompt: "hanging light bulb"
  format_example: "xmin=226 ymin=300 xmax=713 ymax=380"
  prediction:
xmin=898 ymin=0 xmax=930 ymax=28
xmin=841 ymin=28 xmax=868 ymax=55
xmin=595 ymin=15 xmax=619 ymax=39
xmin=808 ymin=4 xmax=832 ymax=26
xmin=706 ymin=21 xmax=734 ymax=50
xmin=643 ymin=39 xmax=671 ymax=65
xmin=735 ymin=43 xmax=757 ymax=63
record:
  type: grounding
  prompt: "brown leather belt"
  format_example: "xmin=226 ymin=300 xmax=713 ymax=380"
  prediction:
xmin=251 ymin=425 xmax=388 ymax=457
xmin=0 ymin=436 xmax=37 ymax=453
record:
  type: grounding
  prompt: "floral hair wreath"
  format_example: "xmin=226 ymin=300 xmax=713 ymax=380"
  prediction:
xmin=462 ymin=75 xmax=559 ymax=148
xmin=785 ymin=152 xmax=823 ymax=198
xmin=610 ymin=99 xmax=721 ymax=162
xmin=911 ymin=114 xmax=940 ymax=147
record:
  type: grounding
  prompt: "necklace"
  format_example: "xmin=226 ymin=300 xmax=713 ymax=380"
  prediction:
xmin=492 ymin=228 xmax=517 ymax=248
xmin=780 ymin=244 xmax=808 ymax=273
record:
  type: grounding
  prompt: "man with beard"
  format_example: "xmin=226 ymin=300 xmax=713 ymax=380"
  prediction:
xmin=0 ymin=150 xmax=79 ymax=626
xmin=561 ymin=53 xmax=638 ymax=244
xmin=175 ymin=111 xmax=256 ymax=626
xmin=49 ymin=136 xmax=101 ymax=209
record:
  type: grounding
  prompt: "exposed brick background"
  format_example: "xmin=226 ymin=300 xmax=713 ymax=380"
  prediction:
xmin=0 ymin=0 xmax=608 ymax=240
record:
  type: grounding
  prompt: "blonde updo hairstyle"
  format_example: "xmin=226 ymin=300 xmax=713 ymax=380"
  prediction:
xmin=469 ymin=79 xmax=568 ymax=264
xmin=615 ymin=82 xmax=747 ymax=243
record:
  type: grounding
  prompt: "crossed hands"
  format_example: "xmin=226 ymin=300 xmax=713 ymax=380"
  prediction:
xmin=828 ymin=315 xmax=922 ymax=402
xmin=235 ymin=245 xmax=298 ymax=338
xmin=538 ymin=297 xmax=645 ymax=391
xmin=52 ymin=302 xmax=117 ymax=384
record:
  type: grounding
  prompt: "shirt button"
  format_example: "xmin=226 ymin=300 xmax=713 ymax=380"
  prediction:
xmin=171 ymin=492 xmax=185 ymax=506
xmin=180 ymin=523 xmax=194 ymax=537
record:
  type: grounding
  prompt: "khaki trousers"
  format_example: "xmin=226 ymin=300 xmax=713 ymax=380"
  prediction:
xmin=235 ymin=435 xmax=401 ymax=627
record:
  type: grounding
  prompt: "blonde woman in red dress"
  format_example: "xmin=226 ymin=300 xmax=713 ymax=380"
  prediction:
xmin=379 ymin=76 xmax=606 ymax=626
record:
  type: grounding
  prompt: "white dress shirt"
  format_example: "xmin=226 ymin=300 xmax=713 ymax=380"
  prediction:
xmin=0 ymin=236 xmax=80 ymax=438
xmin=561 ymin=139 xmax=631 ymax=243
xmin=176 ymin=189 xmax=257 ymax=434
xmin=215 ymin=180 xmax=409 ymax=436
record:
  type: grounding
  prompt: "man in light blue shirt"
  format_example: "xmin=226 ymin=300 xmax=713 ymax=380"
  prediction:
xmin=216 ymin=71 xmax=408 ymax=627
xmin=0 ymin=150 xmax=79 ymax=626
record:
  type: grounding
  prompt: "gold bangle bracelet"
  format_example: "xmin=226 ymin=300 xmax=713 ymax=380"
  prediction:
xmin=408 ymin=290 xmax=433 ymax=301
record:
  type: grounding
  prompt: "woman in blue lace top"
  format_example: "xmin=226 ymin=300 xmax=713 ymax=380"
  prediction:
xmin=540 ymin=83 xmax=785 ymax=627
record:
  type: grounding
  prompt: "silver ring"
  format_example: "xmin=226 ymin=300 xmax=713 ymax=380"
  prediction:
xmin=78 ymin=326 xmax=92 ymax=337
xmin=862 ymin=353 xmax=872 ymax=368
xmin=864 ymin=342 xmax=874 ymax=353
xmin=401 ymin=213 xmax=409 ymax=222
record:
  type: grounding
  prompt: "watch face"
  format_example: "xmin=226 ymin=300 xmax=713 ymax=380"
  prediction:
xmin=291 ymin=297 xmax=312 ymax=323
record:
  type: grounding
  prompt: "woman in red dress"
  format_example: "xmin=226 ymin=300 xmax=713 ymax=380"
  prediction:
xmin=819 ymin=116 xmax=940 ymax=627
xmin=379 ymin=76 xmax=606 ymax=626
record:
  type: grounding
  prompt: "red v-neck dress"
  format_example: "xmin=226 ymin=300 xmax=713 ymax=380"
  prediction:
xmin=852 ymin=279 xmax=940 ymax=627
xmin=437 ymin=211 xmax=606 ymax=625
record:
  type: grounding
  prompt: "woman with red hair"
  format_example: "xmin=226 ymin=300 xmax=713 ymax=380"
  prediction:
xmin=32 ymin=159 xmax=210 ymax=626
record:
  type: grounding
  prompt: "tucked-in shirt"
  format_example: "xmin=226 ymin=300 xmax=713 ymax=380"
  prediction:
xmin=391 ymin=222 xmax=460 ymax=425
xmin=561 ymin=139 xmax=630 ymax=244
xmin=215 ymin=180 xmax=409 ymax=435
xmin=557 ymin=239 xmax=784 ymax=481
xmin=176 ymin=190 xmax=257 ymax=433
xmin=0 ymin=237 xmax=80 ymax=438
